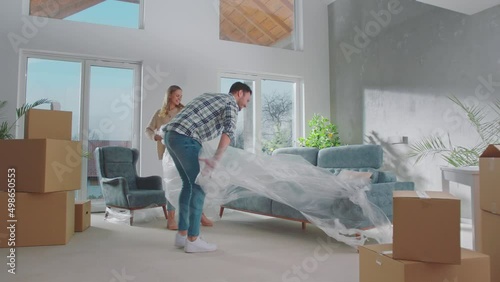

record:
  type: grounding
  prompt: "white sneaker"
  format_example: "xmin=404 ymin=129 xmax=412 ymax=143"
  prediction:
xmin=175 ymin=233 xmax=187 ymax=248
xmin=184 ymin=236 xmax=217 ymax=253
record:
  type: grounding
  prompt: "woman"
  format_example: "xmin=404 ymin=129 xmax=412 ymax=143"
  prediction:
xmin=146 ymin=85 xmax=213 ymax=230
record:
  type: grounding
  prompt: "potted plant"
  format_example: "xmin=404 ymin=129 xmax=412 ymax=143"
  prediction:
xmin=409 ymin=96 xmax=500 ymax=167
xmin=298 ymin=114 xmax=341 ymax=149
xmin=0 ymin=98 xmax=51 ymax=139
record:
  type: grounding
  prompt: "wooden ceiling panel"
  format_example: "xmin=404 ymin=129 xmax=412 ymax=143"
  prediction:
xmin=30 ymin=0 xmax=293 ymax=48
xmin=29 ymin=0 xmax=139 ymax=19
xmin=220 ymin=0 xmax=294 ymax=48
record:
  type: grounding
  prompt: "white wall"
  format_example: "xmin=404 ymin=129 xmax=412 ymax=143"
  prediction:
xmin=0 ymin=0 xmax=331 ymax=177
xmin=329 ymin=0 xmax=500 ymax=218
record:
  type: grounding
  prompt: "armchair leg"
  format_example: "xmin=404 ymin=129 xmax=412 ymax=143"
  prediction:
xmin=162 ymin=205 xmax=168 ymax=220
xmin=130 ymin=210 xmax=134 ymax=226
xmin=302 ymin=222 xmax=306 ymax=230
xmin=219 ymin=206 xmax=225 ymax=218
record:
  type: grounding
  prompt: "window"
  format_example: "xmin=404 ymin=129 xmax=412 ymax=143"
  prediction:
xmin=220 ymin=74 xmax=301 ymax=154
xmin=219 ymin=0 xmax=303 ymax=50
xmin=28 ymin=0 xmax=143 ymax=29
xmin=21 ymin=52 xmax=141 ymax=211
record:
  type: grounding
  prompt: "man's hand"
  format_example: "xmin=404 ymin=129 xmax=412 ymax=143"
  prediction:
xmin=154 ymin=134 xmax=163 ymax=141
xmin=199 ymin=157 xmax=218 ymax=176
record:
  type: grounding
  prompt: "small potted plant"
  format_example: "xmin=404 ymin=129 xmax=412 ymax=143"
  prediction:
xmin=298 ymin=114 xmax=341 ymax=149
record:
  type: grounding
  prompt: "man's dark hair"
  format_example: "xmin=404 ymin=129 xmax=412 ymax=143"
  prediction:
xmin=229 ymin=82 xmax=252 ymax=95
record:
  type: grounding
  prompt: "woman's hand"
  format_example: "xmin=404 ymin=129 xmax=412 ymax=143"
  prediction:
xmin=154 ymin=134 xmax=163 ymax=141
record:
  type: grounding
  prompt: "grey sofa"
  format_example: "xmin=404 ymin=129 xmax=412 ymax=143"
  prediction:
xmin=219 ymin=144 xmax=414 ymax=229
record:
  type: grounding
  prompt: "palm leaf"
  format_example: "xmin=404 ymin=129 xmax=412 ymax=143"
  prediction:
xmin=16 ymin=98 xmax=51 ymax=118
xmin=408 ymin=135 xmax=452 ymax=164
xmin=444 ymin=146 xmax=481 ymax=167
xmin=0 ymin=121 xmax=13 ymax=139
xmin=410 ymin=96 xmax=499 ymax=167
xmin=448 ymin=95 xmax=488 ymax=141
xmin=1 ymin=98 xmax=52 ymax=139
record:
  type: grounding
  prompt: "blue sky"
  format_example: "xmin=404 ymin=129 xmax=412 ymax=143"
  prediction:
xmin=66 ymin=0 xmax=139 ymax=29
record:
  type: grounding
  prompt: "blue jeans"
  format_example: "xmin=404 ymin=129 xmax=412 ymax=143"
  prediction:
xmin=164 ymin=130 xmax=205 ymax=236
xmin=166 ymin=200 xmax=175 ymax=211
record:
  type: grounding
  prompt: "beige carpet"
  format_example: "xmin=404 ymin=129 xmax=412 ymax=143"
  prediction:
xmin=0 ymin=210 xmax=473 ymax=282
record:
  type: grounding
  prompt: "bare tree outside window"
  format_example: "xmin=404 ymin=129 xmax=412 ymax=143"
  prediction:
xmin=261 ymin=89 xmax=294 ymax=154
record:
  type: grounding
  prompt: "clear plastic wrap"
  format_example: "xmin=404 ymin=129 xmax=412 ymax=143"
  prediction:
xmin=194 ymin=145 xmax=393 ymax=247
xmin=161 ymin=141 xmax=392 ymax=246
xmin=104 ymin=205 xmax=164 ymax=225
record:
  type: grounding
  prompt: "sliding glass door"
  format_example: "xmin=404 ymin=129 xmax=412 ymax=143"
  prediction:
xmin=22 ymin=52 xmax=140 ymax=211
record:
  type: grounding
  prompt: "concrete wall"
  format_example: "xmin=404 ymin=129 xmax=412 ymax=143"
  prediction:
xmin=0 ymin=0 xmax=331 ymax=177
xmin=329 ymin=0 xmax=500 ymax=217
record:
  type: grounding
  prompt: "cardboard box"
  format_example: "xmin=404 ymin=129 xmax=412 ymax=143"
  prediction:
xmin=0 ymin=139 xmax=82 ymax=193
xmin=24 ymin=109 xmax=72 ymax=140
xmin=0 ymin=191 xmax=75 ymax=247
xmin=480 ymin=210 xmax=500 ymax=282
xmin=359 ymin=244 xmax=490 ymax=282
xmin=75 ymin=200 xmax=91 ymax=232
xmin=479 ymin=144 xmax=500 ymax=214
xmin=393 ymin=191 xmax=461 ymax=264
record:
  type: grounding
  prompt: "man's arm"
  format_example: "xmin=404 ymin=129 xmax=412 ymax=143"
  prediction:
xmin=214 ymin=133 xmax=231 ymax=161
xmin=199 ymin=133 xmax=231 ymax=175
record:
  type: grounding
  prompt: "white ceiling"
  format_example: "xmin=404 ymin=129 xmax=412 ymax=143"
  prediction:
xmin=417 ymin=0 xmax=500 ymax=15
xmin=325 ymin=0 xmax=500 ymax=15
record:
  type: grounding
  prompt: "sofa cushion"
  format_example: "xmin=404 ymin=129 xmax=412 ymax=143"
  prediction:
xmin=377 ymin=171 xmax=396 ymax=183
xmin=317 ymin=144 xmax=383 ymax=169
xmin=272 ymin=147 xmax=319 ymax=166
xmin=127 ymin=190 xmax=167 ymax=208
xmin=327 ymin=168 xmax=380 ymax=183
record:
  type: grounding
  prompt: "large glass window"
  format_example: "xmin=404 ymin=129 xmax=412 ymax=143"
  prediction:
xmin=29 ymin=0 xmax=142 ymax=29
xmin=220 ymin=74 xmax=300 ymax=154
xmin=260 ymin=79 xmax=295 ymax=154
xmin=219 ymin=0 xmax=302 ymax=50
xmin=25 ymin=58 xmax=82 ymax=139
xmin=23 ymin=53 xmax=140 ymax=211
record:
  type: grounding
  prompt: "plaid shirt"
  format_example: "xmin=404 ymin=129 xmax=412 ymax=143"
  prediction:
xmin=164 ymin=93 xmax=239 ymax=144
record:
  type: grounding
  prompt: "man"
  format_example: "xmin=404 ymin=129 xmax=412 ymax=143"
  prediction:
xmin=163 ymin=82 xmax=252 ymax=253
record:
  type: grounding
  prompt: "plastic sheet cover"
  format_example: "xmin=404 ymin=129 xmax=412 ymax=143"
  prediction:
xmin=163 ymin=145 xmax=393 ymax=247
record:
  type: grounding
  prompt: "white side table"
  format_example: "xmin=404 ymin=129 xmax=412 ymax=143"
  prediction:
xmin=440 ymin=166 xmax=480 ymax=250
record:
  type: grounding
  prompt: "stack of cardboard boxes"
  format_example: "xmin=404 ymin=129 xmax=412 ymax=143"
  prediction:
xmin=0 ymin=109 xmax=86 ymax=247
xmin=479 ymin=144 xmax=500 ymax=282
xmin=359 ymin=190 xmax=491 ymax=282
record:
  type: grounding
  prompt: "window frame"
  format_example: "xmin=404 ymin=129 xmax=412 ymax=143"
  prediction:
xmin=22 ymin=0 xmax=145 ymax=29
xmin=18 ymin=49 xmax=142 ymax=209
xmin=218 ymin=71 xmax=304 ymax=153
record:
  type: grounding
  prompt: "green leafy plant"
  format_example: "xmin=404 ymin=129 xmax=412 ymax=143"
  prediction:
xmin=409 ymin=96 xmax=500 ymax=167
xmin=298 ymin=114 xmax=341 ymax=149
xmin=0 ymin=98 xmax=52 ymax=139
xmin=261 ymin=129 xmax=291 ymax=154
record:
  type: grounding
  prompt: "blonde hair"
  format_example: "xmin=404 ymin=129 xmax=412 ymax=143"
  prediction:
xmin=158 ymin=85 xmax=184 ymax=117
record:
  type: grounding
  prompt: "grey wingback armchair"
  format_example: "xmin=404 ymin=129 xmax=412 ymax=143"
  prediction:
xmin=94 ymin=146 xmax=168 ymax=225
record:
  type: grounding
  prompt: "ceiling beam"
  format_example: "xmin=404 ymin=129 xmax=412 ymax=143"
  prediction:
xmin=278 ymin=0 xmax=294 ymax=12
xmin=220 ymin=14 xmax=259 ymax=44
xmin=30 ymin=0 xmax=139 ymax=19
xmin=30 ymin=0 xmax=104 ymax=19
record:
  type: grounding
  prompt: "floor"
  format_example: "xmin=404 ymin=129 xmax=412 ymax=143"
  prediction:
xmin=0 ymin=210 xmax=474 ymax=282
